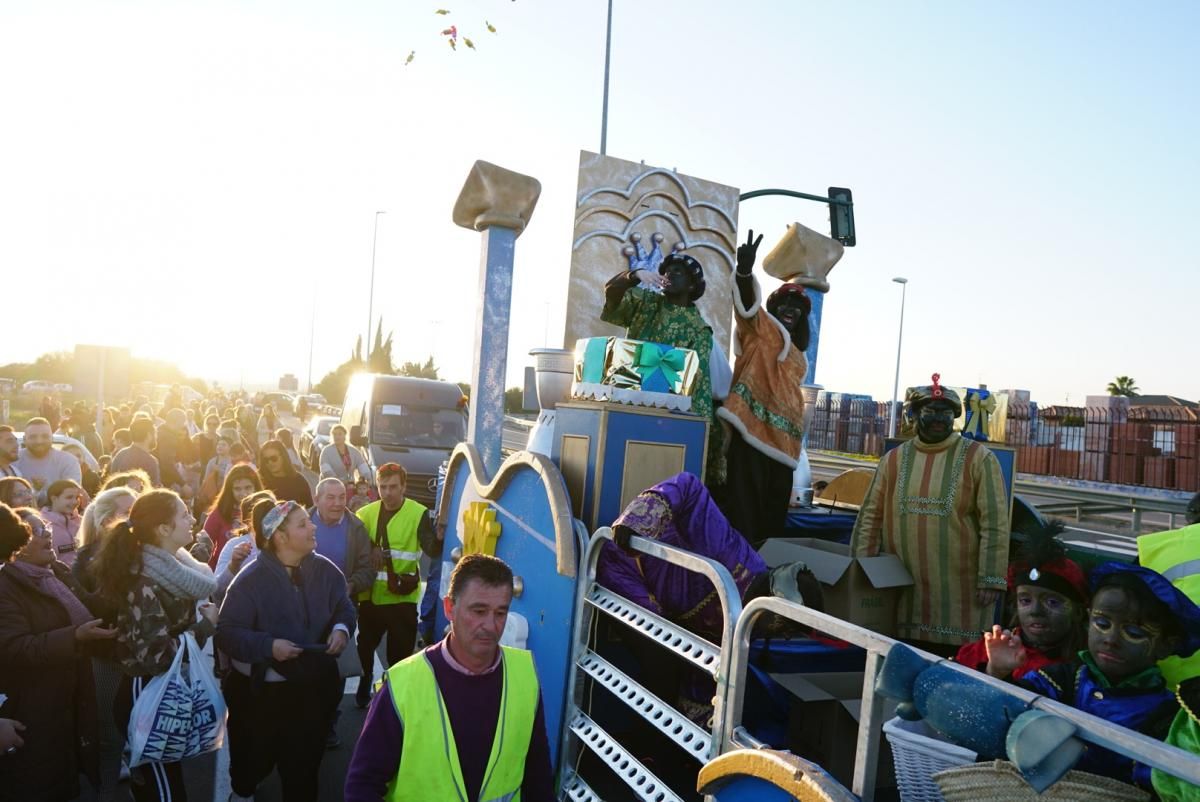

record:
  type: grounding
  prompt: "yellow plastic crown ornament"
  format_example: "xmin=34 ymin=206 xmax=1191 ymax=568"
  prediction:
xmin=462 ymin=501 xmax=502 ymax=556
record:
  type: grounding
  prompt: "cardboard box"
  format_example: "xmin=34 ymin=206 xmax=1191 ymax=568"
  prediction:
xmin=759 ymin=538 xmax=914 ymax=637
xmin=775 ymin=670 xmax=897 ymax=791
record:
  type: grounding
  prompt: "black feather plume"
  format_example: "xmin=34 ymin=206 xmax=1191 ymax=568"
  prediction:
xmin=1015 ymin=519 xmax=1068 ymax=569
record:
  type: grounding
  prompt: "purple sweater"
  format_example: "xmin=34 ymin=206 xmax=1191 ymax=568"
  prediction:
xmin=344 ymin=641 xmax=555 ymax=802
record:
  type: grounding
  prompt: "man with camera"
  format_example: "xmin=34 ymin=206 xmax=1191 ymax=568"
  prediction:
xmin=353 ymin=463 xmax=435 ymax=709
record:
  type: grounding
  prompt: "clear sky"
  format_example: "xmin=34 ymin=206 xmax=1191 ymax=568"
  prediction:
xmin=3 ymin=1 xmax=1197 ymax=404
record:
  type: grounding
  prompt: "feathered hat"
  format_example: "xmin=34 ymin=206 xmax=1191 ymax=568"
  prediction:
xmin=1006 ymin=520 xmax=1088 ymax=603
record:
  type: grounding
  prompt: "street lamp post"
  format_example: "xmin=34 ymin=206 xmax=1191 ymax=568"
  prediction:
xmin=888 ymin=277 xmax=908 ymax=438
xmin=366 ymin=210 xmax=386 ymax=352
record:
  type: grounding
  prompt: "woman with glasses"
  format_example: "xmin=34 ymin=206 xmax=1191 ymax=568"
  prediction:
xmin=0 ymin=503 xmax=117 ymax=802
xmin=259 ymin=440 xmax=313 ymax=507
xmin=0 ymin=477 xmax=35 ymax=510
xmin=216 ymin=498 xmax=355 ymax=802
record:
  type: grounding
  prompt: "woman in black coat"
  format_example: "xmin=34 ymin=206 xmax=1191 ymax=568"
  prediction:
xmin=0 ymin=504 xmax=117 ymax=802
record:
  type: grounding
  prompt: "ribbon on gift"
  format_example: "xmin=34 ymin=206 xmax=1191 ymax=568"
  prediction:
xmin=579 ymin=337 xmax=610 ymax=384
xmin=635 ymin=343 xmax=688 ymax=394
xmin=962 ymin=388 xmax=996 ymax=442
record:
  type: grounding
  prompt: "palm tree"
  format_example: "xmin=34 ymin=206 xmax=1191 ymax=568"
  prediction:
xmin=1107 ymin=376 xmax=1139 ymax=397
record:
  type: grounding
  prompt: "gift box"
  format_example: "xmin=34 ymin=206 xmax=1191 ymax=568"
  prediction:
xmin=573 ymin=337 xmax=699 ymax=396
xmin=571 ymin=337 xmax=700 ymax=413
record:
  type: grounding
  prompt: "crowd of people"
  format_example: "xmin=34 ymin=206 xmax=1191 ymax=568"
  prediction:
xmin=4 ymin=378 xmax=1200 ymax=801
xmin=0 ymin=387 xmax=555 ymax=802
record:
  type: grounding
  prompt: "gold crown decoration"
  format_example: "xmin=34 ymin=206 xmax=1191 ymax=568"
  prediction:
xmin=462 ymin=501 xmax=502 ymax=556
xmin=760 ymin=221 xmax=845 ymax=292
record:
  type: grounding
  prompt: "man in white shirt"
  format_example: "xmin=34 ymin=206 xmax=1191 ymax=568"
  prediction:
xmin=15 ymin=418 xmax=81 ymax=495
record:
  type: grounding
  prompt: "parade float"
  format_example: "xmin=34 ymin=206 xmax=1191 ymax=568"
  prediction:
xmin=427 ymin=155 xmax=1200 ymax=801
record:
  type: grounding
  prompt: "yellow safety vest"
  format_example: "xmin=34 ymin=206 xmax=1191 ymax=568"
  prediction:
xmin=1138 ymin=524 xmax=1200 ymax=689
xmin=356 ymin=499 xmax=427 ymax=605
xmin=384 ymin=645 xmax=539 ymax=802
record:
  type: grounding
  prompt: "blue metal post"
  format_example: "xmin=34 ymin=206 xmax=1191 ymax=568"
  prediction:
xmin=467 ymin=225 xmax=518 ymax=478
xmin=803 ymin=289 xmax=825 ymax=385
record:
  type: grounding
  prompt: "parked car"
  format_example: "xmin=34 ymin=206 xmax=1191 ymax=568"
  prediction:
xmin=21 ymin=380 xmax=55 ymax=395
xmin=53 ymin=383 xmax=73 ymax=393
xmin=13 ymin=432 xmax=100 ymax=471
xmin=299 ymin=415 xmax=339 ymax=471
xmin=261 ymin=392 xmax=295 ymax=415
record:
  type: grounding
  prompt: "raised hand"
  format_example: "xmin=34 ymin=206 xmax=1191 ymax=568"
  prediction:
xmin=736 ymin=229 xmax=764 ymax=275
xmin=983 ymin=625 xmax=1027 ymax=678
xmin=634 ymin=268 xmax=667 ymax=290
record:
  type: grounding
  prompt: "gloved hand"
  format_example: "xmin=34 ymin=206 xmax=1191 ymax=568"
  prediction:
xmin=736 ymin=229 xmax=763 ymax=276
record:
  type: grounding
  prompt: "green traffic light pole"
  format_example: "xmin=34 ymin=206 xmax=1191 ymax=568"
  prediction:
xmin=736 ymin=186 xmax=855 ymax=384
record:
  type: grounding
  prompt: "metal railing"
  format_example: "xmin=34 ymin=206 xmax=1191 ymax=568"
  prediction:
xmin=558 ymin=528 xmax=743 ymax=802
xmin=725 ymin=596 xmax=1200 ymax=802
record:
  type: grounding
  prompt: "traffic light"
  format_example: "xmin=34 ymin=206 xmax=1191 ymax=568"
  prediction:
xmin=828 ymin=187 xmax=855 ymax=247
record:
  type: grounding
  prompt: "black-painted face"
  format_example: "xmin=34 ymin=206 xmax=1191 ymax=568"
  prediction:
xmin=915 ymin=399 xmax=956 ymax=444
xmin=774 ymin=296 xmax=808 ymax=334
xmin=660 ymin=260 xmax=694 ymax=301
xmin=1015 ymin=584 xmax=1076 ymax=651
xmin=1087 ymin=587 xmax=1171 ymax=683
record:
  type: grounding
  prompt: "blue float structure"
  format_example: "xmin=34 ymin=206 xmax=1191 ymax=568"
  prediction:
xmin=432 ymin=158 xmax=1200 ymax=801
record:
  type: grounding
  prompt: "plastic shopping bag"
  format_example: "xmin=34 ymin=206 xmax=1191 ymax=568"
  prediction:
xmin=127 ymin=632 xmax=227 ymax=767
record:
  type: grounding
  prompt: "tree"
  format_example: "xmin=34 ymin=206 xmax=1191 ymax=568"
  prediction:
xmin=315 ymin=319 xmax=403 ymax=404
xmin=1107 ymin=376 xmax=1139 ymax=397
xmin=504 ymin=386 xmax=526 ymax=413
xmin=398 ymin=356 xmax=439 ymax=380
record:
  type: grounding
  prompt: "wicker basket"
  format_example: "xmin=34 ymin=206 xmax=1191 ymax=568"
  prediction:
xmin=882 ymin=717 xmax=978 ymax=802
xmin=933 ymin=760 xmax=1150 ymax=802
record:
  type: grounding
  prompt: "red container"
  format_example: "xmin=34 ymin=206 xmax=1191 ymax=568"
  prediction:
xmin=1175 ymin=459 xmax=1199 ymax=492
xmin=1051 ymin=451 xmax=1081 ymax=478
xmin=1108 ymin=456 xmax=1144 ymax=485
xmin=1143 ymin=457 xmax=1175 ymax=489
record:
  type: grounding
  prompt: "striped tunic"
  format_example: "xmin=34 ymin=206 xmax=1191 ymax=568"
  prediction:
xmin=850 ymin=433 xmax=1010 ymax=645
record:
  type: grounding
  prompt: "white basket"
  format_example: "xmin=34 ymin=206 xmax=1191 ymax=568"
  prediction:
xmin=883 ymin=717 xmax=978 ymax=802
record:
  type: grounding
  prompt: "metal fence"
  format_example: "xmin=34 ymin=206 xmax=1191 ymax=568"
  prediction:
xmin=806 ymin=394 xmax=1200 ymax=493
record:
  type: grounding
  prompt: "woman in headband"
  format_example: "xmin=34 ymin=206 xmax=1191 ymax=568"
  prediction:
xmin=215 ymin=498 xmax=355 ymax=802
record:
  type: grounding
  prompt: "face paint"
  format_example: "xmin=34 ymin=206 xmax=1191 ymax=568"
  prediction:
xmin=1087 ymin=587 xmax=1166 ymax=683
xmin=660 ymin=261 xmax=693 ymax=301
xmin=1015 ymin=585 xmax=1076 ymax=651
xmin=916 ymin=400 xmax=956 ymax=444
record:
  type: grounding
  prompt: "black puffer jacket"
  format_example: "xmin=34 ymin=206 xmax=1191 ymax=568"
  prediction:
xmin=0 ymin=562 xmax=99 ymax=802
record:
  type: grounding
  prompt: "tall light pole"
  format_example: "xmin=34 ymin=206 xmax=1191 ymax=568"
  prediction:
xmin=306 ymin=289 xmax=317 ymax=393
xmin=599 ymin=0 xmax=613 ymax=154
xmin=888 ymin=277 xmax=909 ymax=438
xmin=366 ymin=210 xmax=386 ymax=354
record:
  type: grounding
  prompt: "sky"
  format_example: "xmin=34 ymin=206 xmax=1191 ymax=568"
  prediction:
xmin=2 ymin=1 xmax=1197 ymax=404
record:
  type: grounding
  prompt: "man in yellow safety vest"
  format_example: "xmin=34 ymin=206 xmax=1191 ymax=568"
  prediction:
xmin=354 ymin=462 xmax=435 ymax=709
xmin=343 ymin=553 xmax=554 ymax=802
xmin=1138 ymin=491 xmax=1200 ymax=689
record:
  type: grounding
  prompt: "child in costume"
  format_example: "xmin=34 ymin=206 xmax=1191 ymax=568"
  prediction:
xmin=955 ymin=520 xmax=1089 ymax=679
xmin=1016 ymin=562 xmax=1200 ymax=790
xmin=1153 ymin=676 xmax=1200 ymax=801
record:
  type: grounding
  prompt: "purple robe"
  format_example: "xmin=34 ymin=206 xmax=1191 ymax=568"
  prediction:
xmin=598 ymin=472 xmax=766 ymax=642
